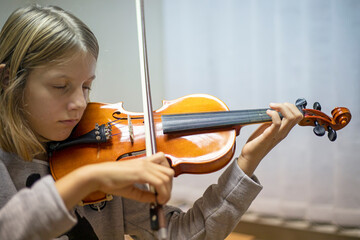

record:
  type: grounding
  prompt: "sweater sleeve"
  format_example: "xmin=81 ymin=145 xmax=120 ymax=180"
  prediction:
xmin=166 ymin=159 xmax=263 ymax=240
xmin=0 ymin=175 xmax=77 ymax=240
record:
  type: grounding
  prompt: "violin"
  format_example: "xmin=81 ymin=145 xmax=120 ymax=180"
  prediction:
xmin=48 ymin=93 xmax=351 ymax=205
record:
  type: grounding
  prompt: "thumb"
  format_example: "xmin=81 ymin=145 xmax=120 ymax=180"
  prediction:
xmin=119 ymin=186 xmax=156 ymax=203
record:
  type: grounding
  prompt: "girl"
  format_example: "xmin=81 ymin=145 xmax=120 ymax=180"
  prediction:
xmin=0 ymin=5 xmax=303 ymax=240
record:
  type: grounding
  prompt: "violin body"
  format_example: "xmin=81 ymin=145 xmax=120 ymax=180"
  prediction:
xmin=50 ymin=94 xmax=237 ymax=204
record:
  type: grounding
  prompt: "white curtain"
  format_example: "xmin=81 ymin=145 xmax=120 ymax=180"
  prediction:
xmin=163 ymin=0 xmax=360 ymax=227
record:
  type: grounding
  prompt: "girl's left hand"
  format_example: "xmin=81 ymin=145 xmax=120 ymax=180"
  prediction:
xmin=237 ymin=102 xmax=303 ymax=176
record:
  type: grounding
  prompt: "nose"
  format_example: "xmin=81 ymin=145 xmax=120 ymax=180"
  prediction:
xmin=68 ymin=87 xmax=87 ymax=111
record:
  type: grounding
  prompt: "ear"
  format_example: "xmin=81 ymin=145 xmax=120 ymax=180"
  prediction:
xmin=0 ymin=64 xmax=5 ymax=72
xmin=0 ymin=64 xmax=10 ymax=86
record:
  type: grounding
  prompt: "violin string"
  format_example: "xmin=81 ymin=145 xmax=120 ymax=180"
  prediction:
xmin=106 ymin=115 xmax=163 ymax=127
xmin=107 ymin=109 xmax=269 ymax=125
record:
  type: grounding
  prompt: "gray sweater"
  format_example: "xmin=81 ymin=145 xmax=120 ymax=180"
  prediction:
xmin=0 ymin=148 xmax=262 ymax=240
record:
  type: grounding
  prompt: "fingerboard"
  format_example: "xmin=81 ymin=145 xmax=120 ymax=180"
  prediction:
xmin=162 ymin=109 xmax=277 ymax=134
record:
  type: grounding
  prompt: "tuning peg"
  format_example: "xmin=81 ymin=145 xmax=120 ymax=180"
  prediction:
xmin=313 ymin=120 xmax=325 ymax=136
xmin=327 ymin=126 xmax=337 ymax=141
xmin=295 ymin=98 xmax=307 ymax=109
xmin=295 ymin=98 xmax=307 ymax=115
xmin=313 ymin=102 xmax=321 ymax=111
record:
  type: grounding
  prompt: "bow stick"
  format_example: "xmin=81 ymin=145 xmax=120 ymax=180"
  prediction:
xmin=135 ymin=0 xmax=168 ymax=239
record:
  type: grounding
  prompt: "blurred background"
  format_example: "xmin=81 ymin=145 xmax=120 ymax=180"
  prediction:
xmin=1 ymin=0 xmax=359 ymax=239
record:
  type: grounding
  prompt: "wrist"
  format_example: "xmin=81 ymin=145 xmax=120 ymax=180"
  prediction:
xmin=55 ymin=165 xmax=99 ymax=210
xmin=79 ymin=164 xmax=102 ymax=193
xmin=237 ymin=155 xmax=258 ymax=177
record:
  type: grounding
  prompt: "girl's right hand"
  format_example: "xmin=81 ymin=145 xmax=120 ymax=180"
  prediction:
xmin=90 ymin=152 xmax=174 ymax=205
xmin=55 ymin=152 xmax=174 ymax=210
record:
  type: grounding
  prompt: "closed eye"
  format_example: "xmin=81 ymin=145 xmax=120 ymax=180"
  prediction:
xmin=53 ymin=85 xmax=66 ymax=89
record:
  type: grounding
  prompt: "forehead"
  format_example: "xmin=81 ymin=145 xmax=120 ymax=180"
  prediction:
xmin=47 ymin=50 xmax=96 ymax=68
xmin=30 ymin=51 xmax=97 ymax=79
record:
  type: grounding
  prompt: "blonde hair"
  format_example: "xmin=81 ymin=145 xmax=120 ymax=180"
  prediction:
xmin=0 ymin=5 xmax=99 ymax=161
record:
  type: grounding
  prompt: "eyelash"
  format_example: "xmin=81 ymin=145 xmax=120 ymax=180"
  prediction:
xmin=54 ymin=86 xmax=66 ymax=89
xmin=53 ymin=86 xmax=91 ymax=90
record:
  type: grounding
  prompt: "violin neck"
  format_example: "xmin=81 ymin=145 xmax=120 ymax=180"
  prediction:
xmin=162 ymin=109 xmax=277 ymax=134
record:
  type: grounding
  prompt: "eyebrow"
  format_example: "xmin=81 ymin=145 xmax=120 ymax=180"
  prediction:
xmin=49 ymin=74 xmax=96 ymax=81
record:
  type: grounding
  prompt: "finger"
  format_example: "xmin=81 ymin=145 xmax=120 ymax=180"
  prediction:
xmin=147 ymin=152 xmax=171 ymax=167
xmin=280 ymin=103 xmax=303 ymax=124
xmin=270 ymin=102 xmax=303 ymax=122
xmin=247 ymin=108 xmax=281 ymax=143
xmin=270 ymin=102 xmax=295 ymax=120
xmin=269 ymin=103 xmax=302 ymax=138
xmin=281 ymin=103 xmax=303 ymax=134
xmin=266 ymin=108 xmax=282 ymax=132
xmin=246 ymin=123 xmax=271 ymax=143
xmin=147 ymin=160 xmax=175 ymax=179
xmin=287 ymin=103 xmax=304 ymax=123
xmin=155 ymin=182 xmax=172 ymax=204
xmin=133 ymin=160 xmax=173 ymax=204
xmin=129 ymin=174 xmax=171 ymax=204
xmin=145 ymin=166 xmax=173 ymax=204
xmin=134 ymin=156 xmax=174 ymax=184
xmin=270 ymin=103 xmax=295 ymax=125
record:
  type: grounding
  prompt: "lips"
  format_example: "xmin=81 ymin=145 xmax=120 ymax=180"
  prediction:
xmin=59 ymin=119 xmax=79 ymax=126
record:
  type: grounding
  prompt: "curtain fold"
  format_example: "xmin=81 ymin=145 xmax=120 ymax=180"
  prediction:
xmin=164 ymin=0 xmax=360 ymax=227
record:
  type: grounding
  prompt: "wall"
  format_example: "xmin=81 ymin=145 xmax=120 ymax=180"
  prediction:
xmin=0 ymin=0 xmax=164 ymax=111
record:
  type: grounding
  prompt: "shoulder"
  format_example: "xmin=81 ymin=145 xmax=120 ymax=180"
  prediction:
xmin=0 ymin=148 xmax=50 ymax=190
xmin=0 ymin=149 xmax=18 ymax=207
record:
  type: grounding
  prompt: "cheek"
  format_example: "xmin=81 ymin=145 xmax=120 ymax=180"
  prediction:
xmin=26 ymin=95 xmax=52 ymax=117
xmin=24 ymin=90 xmax=61 ymax=130
xmin=26 ymin=102 xmax=54 ymax=131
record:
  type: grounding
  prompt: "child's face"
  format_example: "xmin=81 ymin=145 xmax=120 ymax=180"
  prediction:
xmin=24 ymin=52 xmax=97 ymax=142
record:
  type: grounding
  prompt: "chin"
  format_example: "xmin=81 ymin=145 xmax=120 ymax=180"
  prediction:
xmin=40 ymin=132 xmax=72 ymax=142
xmin=55 ymin=133 xmax=72 ymax=141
